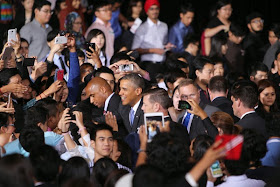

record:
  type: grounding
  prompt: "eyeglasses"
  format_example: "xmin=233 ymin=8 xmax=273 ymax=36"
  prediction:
xmin=73 ymin=22 xmax=82 ymax=25
xmin=40 ymin=9 xmax=52 ymax=14
xmin=251 ymin=19 xmax=264 ymax=24
xmin=181 ymin=94 xmax=196 ymax=100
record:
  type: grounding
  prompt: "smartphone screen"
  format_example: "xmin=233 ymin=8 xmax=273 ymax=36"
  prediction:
xmin=86 ymin=42 xmax=95 ymax=52
xmin=210 ymin=160 xmax=223 ymax=178
xmin=23 ymin=58 xmax=35 ymax=66
xmin=119 ymin=64 xmax=134 ymax=72
xmin=178 ymin=100 xmax=191 ymax=110
xmin=144 ymin=113 xmax=164 ymax=142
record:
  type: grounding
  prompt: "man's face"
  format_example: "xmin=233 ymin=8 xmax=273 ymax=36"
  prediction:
xmin=142 ymin=95 xmax=155 ymax=113
xmin=22 ymin=79 xmax=32 ymax=100
xmin=35 ymin=5 xmax=52 ymax=24
xmin=146 ymin=5 xmax=159 ymax=20
xmin=250 ymin=71 xmax=268 ymax=84
xmin=268 ymin=31 xmax=278 ymax=46
xmin=179 ymin=84 xmax=200 ymax=104
xmin=119 ymin=79 xmax=141 ymax=106
xmin=99 ymin=73 xmax=115 ymax=91
xmin=196 ymin=63 xmax=214 ymax=85
xmin=231 ymin=96 xmax=240 ymax=117
xmin=180 ymin=11 xmax=194 ymax=27
xmin=9 ymin=74 xmax=24 ymax=98
xmin=248 ymin=17 xmax=264 ymax=33
xmin=95 ymin=5 xmax=112 ymax=22
xmin=87 ymin=85 xmax=107 ymax=108
xmin=92 ymin=130 xmax=114 ymax=158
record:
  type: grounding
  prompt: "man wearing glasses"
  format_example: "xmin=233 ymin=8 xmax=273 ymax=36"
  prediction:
xmin=85 ymin=0 xmax=114 ymax=62
xmin=20 ymin=0 xmax=52 ymax=61
xmin=243 ymin=12 xmax=266 ymax=67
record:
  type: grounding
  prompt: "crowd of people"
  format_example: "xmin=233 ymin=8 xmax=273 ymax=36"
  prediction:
xmin=0 ymin=0 xmax=280 ymax=186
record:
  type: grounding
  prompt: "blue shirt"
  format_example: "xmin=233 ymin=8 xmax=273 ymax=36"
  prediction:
xmin=261 ymin=138 xmax=280 ymax=167
xmin=4 ymin=131 xmax=63 ymax=157
xmin=168 ymin=20 xmax=194 ymax=53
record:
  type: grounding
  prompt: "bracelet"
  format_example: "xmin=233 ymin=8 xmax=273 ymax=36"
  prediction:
xmin=62 ymin=130 xmax=69 ymax=134
xmin=137 ymin=149 xmax=146 ymax=153
xmin=15 ymin=55 xmax=23 ymax=60
xmin=39 ymin=94 xmax=42 ymax=100
xmin=42 ymin=92 xmax=47 ymax=97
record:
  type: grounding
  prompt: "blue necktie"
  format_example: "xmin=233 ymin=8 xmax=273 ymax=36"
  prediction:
xmin=183 ymin=112 xmax=191 ymax=129
xmin=129 ymin=108 xmax=135 ymax=126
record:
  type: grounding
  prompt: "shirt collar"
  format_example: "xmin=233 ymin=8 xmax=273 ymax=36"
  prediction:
xmin=240 ymin=111 xmax=255 ymax=119
xmin=147 ymin=17 xmax=160 ymax=26
xmin=226 ymin=174 xmax=248 ymax=182
xmin=104 ymin=93 xmax=114 ymax=111
xmin=132 ymin=98 xmax=142 ymax=113
xmin=95 ymin=18 xmax=111 ymax=28
xmin=179 ymin=20 xmax=189 ymax=29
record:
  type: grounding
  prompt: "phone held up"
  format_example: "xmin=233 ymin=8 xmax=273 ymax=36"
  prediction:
xmin=144 ymin=112 xmax=164 ymax=142
xmin=178 ymin=100 xmax=191 ymax=110
xmin=54 ymin=69 xmax=64 ymax=81
xmin=86 ymin=42 xmax=95 ymax=52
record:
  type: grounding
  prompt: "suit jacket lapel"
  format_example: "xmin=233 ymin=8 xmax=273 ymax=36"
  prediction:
xmin=132 ymin=99 xmax=143 ymax=132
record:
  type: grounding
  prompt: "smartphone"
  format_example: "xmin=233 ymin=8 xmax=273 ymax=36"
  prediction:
xmin=8 ymin=29 xmax=17 ymax=43
xmin=178 ymin=100 xmax=191 ymax=110
xmin=54 ymin=36 xmax=67 ymax=44
xmin=54 ymin=69 xmax=64 ymax=81
xmin=66 ymin=101 xmax=76 ymax=120
xmin=23 ymin=58 xmax=35 ymax=66
xmin=86 ymin=42 xmax=95 ymax=52
xmin=7 ymin=93 xmax=12 ymax=108
xmin=144 ymin=112 xmax=164 ymax=142
xmin=215 ymin=135 xmax=244 ymax=160
xmin=2 ymin=47 xmax=14 ymax=67
xmin=119 ymin=64 xmax=134 ymax=72
xmin=210 ymin=160 xmax=223 ymax=178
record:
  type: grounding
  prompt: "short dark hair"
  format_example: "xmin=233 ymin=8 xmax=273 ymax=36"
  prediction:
xmin=231 ymin=81 xmax=258 ymax=108
xmin=19 ymin=125 xmax=45 ymax=152
xmin=24 ymin=106 xmax=48 ymax=127
xmin=0 ymin=112 xmax=8 ymax=127
xmin=94 ymin=0 xmax=111 ymax=12
xmin=58 ymin=157 xmax=90 ymax=186
xmin=179 ymin=3 xmax=194 ymax=15
xmin=269 ymin=23 xmax=280 ymax=38
xmin=192 ymin=134 xmax=214 ymax=161
xmin=20 ymin=38 xmax=29 ymax=45
xmin=183 ymin=34 xmax=199 ymax=49
xmin=33 ymin=0 xmax=51 ymax=11
xmin=94 ymin=66 xmax=114 ymax=77
xmin=35 ymin=98 xmax=58 ymax=118
xmin=89 ymin=123 xmax=113 ymax=141
xmin=164 ymin=71 xmax=187 ymax=87
xmin=29 ymin=145 xmax=61 ymax=183
xmin=133 ymin=165 xmax=165 ymax=187
xmin=230 ymin=22 xmax=246 ymax=37
xmin=246 ymin=12 xmax=263 ymax=24
xmin=120 ymin=73 xmax=145 ymax=91
xmin=47 ymin=29 xmax=59 ymax=42
xmin=91 ymin=157 xmax=117 ymax=187
xmin=249 ymin=63 xmax=268 ymax=77
xmin=110 ymin=52 xmax=132 ymax=65
xmin=143 ymin=88 xmax=172 ymax=110
xmin=146 ymin=132 xmax=191 ymax=176
xmin=208 ymin=76 xmax=228 ymax=93
xmin=0 ymin=68 xmax=20 ymax=87
xmin=190 ymin=56 xmax=213 ymax=79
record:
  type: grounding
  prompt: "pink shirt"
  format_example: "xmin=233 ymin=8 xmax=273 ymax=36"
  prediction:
xmin=85 ymin=18 xmax=115 ymax=62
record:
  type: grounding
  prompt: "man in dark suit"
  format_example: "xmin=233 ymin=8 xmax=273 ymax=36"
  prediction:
xmin=85 ymin=77 xmax=121 ymax=124
xmin=118 ymin=73 xmax=145 ymax=135
xmin=208 ymin=76 xmax=238 ymax=122
xmin=231 ymin=81 xmax=267 ymax=137
xmin=177 ymin=79 xmax=218 ymax=140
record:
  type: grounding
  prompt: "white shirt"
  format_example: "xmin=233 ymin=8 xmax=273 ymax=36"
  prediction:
xmin=104 ymin=93 xmax=114 ymax=111
xmin=132 ymin=18 xmax=168 ymax=62
xmin=130 ymin=99 xmax=142 ymax=123
xmin=240 ymin=111 xmax=255 ymax=119
xmin=206 ymin=174 xmax=265 ymax=187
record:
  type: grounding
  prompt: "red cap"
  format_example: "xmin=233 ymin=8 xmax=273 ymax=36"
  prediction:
xmin=144 ymin=0 xmax=160 ymax=13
